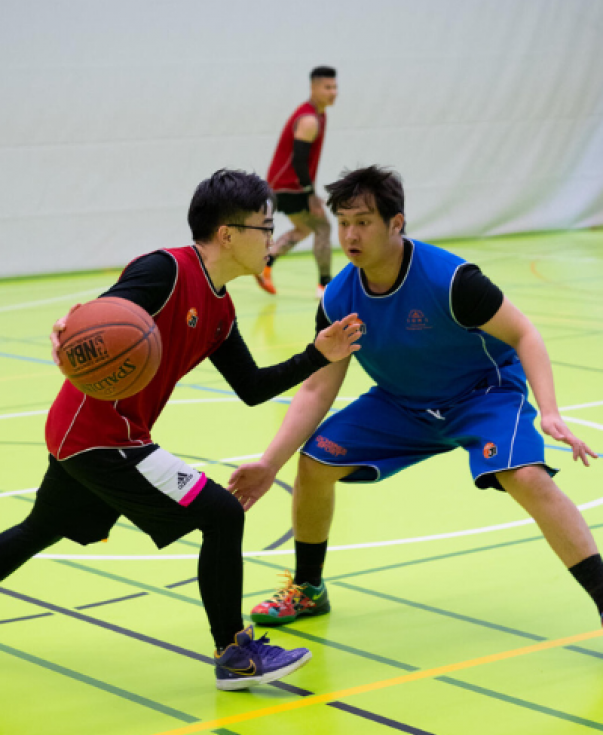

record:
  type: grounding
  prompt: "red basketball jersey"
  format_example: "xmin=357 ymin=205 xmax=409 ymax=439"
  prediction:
xmin=46 ymin=246 xmax=235 ymax=460
xmin=267 ymin=101 xmax=326 ymax=193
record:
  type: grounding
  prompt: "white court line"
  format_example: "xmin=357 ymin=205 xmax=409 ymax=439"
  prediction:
xmin=0 ymin=397 xmax=342 ymax=423
xmin=0 ymin=410 xmax=48 ymax=421
xmin=28 ymin=495 xmax=603 ymax=560
xmin=560 ymin=400 xmax=603 ymax=412
xmin=188 ymin=454 xmax=261 ymax=468
xmin=0 ymin=289 xmax=103 ymax=313
xmin=561 ymin=416 xmax=603 ymax=431
xmin=0 ymin=393 xmax=596 ymax=423
xmin=2 ymin=397 xmax=601 ymax=560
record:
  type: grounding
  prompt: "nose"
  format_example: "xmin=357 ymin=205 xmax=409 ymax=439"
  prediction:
xmin=343 ymin=226 xmax=358 ymax=243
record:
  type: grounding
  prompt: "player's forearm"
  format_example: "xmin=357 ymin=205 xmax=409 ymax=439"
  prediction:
xmin=263 ymin=386 xmax=333 ymax=471
xmin=515 ymin=328 xmax=560 ymax=417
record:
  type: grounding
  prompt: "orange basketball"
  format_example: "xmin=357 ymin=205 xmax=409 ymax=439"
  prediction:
xmin=57 ymin=297 xmax=162 ymax=400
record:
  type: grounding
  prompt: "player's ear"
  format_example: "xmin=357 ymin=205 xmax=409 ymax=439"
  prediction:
xmin=391 ymin=213 xmax=405 ymax=234
xmin=216 ymin=224 xmax=233 ymax=248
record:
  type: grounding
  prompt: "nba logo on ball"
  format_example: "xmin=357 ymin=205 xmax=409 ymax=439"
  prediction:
xmin=483 ymin=442 xmax=498 ymax=459
xmin=57 ymin=297 xmax=162 ymax=400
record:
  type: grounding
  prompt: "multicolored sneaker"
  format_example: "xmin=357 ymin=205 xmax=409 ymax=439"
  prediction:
xmin=250 ymin=571 xmax=330 ymax=626
xmin=255 ymin=266 xmax=276 ymax=295
xmin=214 ymin=625 xmax=311 ymax=691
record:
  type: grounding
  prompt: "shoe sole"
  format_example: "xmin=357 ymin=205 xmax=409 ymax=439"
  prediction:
xmin=215 ymin=651 xmax=312 ymax=691
xmin=251 ymin=603 xmax=331 ymax=626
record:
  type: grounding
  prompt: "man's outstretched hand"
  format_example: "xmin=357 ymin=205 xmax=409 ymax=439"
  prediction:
xmin=541 ymin=414 xmax=598 ymax=467
xmin=315 ymin=313 xmax=363 ymax=362
xmin=228 ymin=460 xmax=278 ymax=511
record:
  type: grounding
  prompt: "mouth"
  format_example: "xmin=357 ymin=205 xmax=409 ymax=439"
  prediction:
xmin=347 ymin=248 xmax=362 ymax=257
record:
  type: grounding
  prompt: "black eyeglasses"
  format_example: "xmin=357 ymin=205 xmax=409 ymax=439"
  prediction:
xmin=226 ymin=224 xmax=274 ymax=236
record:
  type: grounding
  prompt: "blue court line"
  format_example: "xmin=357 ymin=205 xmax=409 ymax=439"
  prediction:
xmin=437 ymin=677 xmax=603 ymax=731
xmin=0 ymin=587 xmax=436 ymax=734
xmin=5 ymin=549 xmax=603 ymax=730
xmin=333 ymin=582 xmax=545 ymax=641
xmin=5 ymin=582 xmax=600 ymax=731
xmin=0 ymin=641 xmax=199 ymax=724
xmin=330 ymin=582 xmax=603 ymax=664
xmin=0 ymin=351 xmax=55 ymax=366
xmin=54 ymin=559 xmax=206 ymax=608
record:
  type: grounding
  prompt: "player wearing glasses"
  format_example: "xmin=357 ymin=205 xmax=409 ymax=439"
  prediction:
xmin=0 ymin=169 xmax=362 ymax=691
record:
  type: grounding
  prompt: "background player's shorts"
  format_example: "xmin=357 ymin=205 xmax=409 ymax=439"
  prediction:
xmin=301 ymin=385 xmax=558 ymax=490
xmin=30 ymin=445 xmax=224 ymax=548
xmin=275 ymin=192 xmax=310 ymax=215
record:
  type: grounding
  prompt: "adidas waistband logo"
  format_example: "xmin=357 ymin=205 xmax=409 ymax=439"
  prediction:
xmin=177 ymin=472 xmax=194 ymax=490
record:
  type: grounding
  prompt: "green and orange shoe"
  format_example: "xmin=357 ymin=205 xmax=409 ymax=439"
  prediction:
xmin=250 ymin=571 xmax=330 ymax=626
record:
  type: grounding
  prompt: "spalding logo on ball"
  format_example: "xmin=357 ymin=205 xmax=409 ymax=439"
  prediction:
xmin=57 ymin=297 xmax=162 ymax=400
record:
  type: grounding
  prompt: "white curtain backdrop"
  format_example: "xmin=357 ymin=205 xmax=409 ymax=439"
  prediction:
xmin=1 ymin=0 xmax=602 ymax=276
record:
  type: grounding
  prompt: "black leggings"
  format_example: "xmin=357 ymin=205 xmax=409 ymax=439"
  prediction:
xmin=0 ymin=515 xmax=62 ymax=579
xmin=1 ymin=454 xmax=246 ymax=651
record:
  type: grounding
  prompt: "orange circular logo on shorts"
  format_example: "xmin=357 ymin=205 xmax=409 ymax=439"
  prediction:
xmin=483 ymin=442 xmax=498 ymax=459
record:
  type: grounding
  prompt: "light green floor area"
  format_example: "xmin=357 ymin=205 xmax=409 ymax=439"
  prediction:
xmin=1 ymin=230 xmax=603 ymax=735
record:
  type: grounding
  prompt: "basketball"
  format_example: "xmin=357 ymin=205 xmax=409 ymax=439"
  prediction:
xmin=56 ymin=297 xmax=162 ymax=400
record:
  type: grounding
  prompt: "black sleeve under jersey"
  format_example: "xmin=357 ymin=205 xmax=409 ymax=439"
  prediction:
xmin=210 ymin=321 xmax=330 ymax=406
xmin=292 ymin=139 xmax=314 ymax=190
xmin=315 ymin=266 xmax=502 ymax=331
xmin=99 ymin=251 xmax=176 ymax=316
xmin=315 ymin=301 xmax=331 ymax=335
xmin=451 ymin=264 xmax=504 ymax=328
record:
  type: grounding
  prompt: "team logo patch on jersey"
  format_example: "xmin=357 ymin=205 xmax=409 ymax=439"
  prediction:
xmin=354 ymin=319 xmax=367 ymax=335
xmin=186 ymin=308 xmax=198 ymax=328
xmin=316 ymin=435 xmax=347 ymax=457
xmin=483 ymin=442 xmax=498 ymax=459
xmin=406 ymin=309 xmax=432 ymax=330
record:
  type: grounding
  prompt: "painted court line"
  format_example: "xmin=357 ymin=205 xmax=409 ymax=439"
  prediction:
xmin=30 ymin=495 xmax=603 ymax=560
xmin=0 ymin=642 xmax=198 ymax=724
xmin=152 ymin=628 xmax=603 ymax=735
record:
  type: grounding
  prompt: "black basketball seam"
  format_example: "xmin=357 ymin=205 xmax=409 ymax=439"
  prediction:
xmin=73 ymin=336 xmax=154 ymax=399
xmin=60 ymin=324 xmax=157 ymax=381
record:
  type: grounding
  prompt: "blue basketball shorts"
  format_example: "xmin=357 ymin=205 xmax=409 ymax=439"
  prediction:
xmin=301 ymin=384 xmax=558 ymax=491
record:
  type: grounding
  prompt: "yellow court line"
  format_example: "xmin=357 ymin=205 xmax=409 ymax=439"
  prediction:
xmin=153 ymin=627 xmax=603 ymax=735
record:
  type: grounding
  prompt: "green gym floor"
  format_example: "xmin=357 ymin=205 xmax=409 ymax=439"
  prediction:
xmin=1 ymin=230 xmax=603 ymax=735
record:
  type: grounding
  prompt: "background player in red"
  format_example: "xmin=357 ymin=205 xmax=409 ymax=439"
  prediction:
xmin=256 ymin=66 xmax=338 ymax=298
xmin=0 ymin=169 xmax=362 ymax=691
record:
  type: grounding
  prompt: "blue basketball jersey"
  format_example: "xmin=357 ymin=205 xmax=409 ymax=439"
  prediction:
xmin=323 ymin=239 xmax=521 ymax=408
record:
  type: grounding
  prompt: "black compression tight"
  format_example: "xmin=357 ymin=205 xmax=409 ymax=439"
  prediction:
xmin=0 ymin=516 xmax=62 ymax=580
xmin=0 ymin=483 xmax=245 ymax=651
xmin=190 ymin=481 xmax=246 ymax=650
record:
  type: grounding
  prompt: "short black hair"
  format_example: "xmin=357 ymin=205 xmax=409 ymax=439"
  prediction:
xmin=310 ymin=66 xmax=336 ymax=80
xmin=188 ymin=169 xmax=275 ymax=242
xmin=325 ymin=165 xmax=405 ymax=232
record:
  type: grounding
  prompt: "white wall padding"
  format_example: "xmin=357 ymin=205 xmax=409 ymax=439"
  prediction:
xmin=1 ymin=0 xmax=602 ymax=276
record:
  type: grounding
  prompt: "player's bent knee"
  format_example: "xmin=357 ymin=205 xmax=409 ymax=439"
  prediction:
xmin=497 ymin=464 xmax=556 ymax=496
xmin=188 ymin=478 xmax=245 ymax=534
